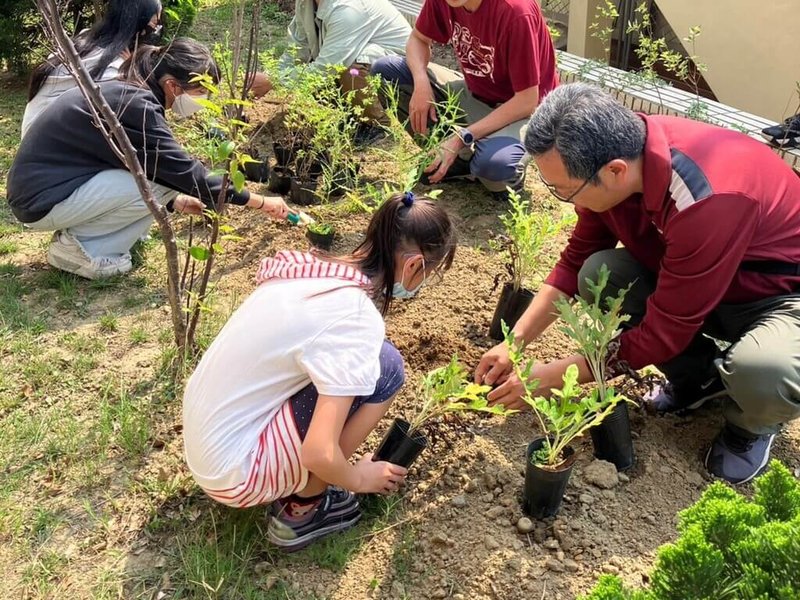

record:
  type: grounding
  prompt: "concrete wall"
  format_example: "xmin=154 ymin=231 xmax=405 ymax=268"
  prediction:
xmin=655 ymin=0 xmax=799 ymax=121
xmin=568 ymin=0 xmax=800 ymax=122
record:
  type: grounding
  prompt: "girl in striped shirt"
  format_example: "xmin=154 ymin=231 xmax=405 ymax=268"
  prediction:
xmin=183 ymin=192 xmax=456 ymax=551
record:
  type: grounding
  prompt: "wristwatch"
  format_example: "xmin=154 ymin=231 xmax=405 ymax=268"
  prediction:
xmin=457 ymin=127 xmax=475 ymax=145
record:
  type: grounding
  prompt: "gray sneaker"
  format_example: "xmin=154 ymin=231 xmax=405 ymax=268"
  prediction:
xmin=267 ymin=487 xmax=361 ymax=552
xmin=704 ymin=424 xmax=776 ymax=485
xmin=47 ymin=231 xmax=132 ymax=280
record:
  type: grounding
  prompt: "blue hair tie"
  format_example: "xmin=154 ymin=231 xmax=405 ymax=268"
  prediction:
xmin=402 ymin=191 xmax=415 ymax=207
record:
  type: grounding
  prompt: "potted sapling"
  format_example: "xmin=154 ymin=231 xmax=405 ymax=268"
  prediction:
xmin=555 ymin=264 xmax=637 ymax=470
xmin=504 ymin=268 xmax=631 ymax=518
xmin=306 ymin=221 xmax=335 ymax=251
xmin=242 ymin=147 xmax=270 ymax=183
xmin=267 ymin=164 xmax=293 ymax=196
xmin=374 ymin=354 xmax=517 ymax=468
xmin=489 ymin=189 xmax=571 ymax=341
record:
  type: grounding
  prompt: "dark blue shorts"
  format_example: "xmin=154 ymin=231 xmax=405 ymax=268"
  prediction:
xmin=289 ymin=340 xmax=405 ymax=439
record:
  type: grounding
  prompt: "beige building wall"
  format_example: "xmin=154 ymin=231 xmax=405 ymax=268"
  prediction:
xmin=568 ymin=0 xmax=800 ymax=121
xmin=658 ymin=0 xmax=799 ymax=121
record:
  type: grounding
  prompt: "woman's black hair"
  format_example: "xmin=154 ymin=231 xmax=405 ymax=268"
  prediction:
xmin=119 ymin=38 xmax=221 ymax=106
xmin=351 ymin=192 xmax=457 ymax=315
xmin=28 ymin=0 xmax=161 ymax=101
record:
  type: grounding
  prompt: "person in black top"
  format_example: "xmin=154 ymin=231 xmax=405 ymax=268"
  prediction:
xmin=8 ymin=38 xmax=289 ymax=280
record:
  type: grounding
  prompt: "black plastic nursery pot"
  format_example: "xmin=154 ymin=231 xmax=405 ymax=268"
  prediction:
xmin=329 ymin=163 xmax=361 ymax=197
xmin=306 ymin=229 xmax=335 ymax=251
xmin=289 ymin=177 xmax=320 ymax=206
xmin=373 ymin=418 xmax=428 ymax=468
xmin=523 ymin=437 xmax=576 ymax=519
xmin=267 ymin=166 xmax=293 ymax=196
xmin=590 ymin=402 xmax=635 ymax=471
xmin=489 ymin=282 xmax=535 ymax=341
xmin=272 ymin=140 xmax=302 ymax=167
xmin=243 ymin=155 xmax=270 ymax=183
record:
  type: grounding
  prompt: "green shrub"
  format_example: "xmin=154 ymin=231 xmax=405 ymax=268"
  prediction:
xmin=163 ymin=0 xmax=201 ymax=36
xmin=580 ymin=461 xmax=800 ymax=600
xmin=0 ymin=0 xmax=94 ymax=74
xmin=753 ymin=460 xmax=800 ymax=522
xmin=0 ymin=0 xmax=199 ymax=74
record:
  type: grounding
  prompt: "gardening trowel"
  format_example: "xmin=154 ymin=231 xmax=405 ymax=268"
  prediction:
xmin=287 ymin=211 xmax=315 ymax=226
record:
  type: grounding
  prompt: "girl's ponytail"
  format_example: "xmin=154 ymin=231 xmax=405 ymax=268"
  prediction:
xmin=353 ymin=192 xmax=457 ymax=314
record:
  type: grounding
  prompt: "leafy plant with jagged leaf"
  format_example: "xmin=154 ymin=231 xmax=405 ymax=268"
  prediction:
xmin=408 ymin=354 xmax=517 ymax=434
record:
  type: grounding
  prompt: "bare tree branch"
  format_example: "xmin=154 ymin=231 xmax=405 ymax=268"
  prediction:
xmin=36 ymin=0 xmax=188 ymax=353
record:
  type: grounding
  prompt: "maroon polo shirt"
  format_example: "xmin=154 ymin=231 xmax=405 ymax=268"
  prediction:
xmin=415 ymin=0 xmax=558 ymax=106
xmin=545 ymin=115 xmax=800 ymax=370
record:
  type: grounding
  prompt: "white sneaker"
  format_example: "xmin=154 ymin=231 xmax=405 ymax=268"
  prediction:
xmin=47 ymin=231 xmax=132 ymax=280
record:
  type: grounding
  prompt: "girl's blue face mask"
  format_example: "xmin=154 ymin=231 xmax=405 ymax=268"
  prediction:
xmin=392 ymin=255 xmax=426 ymax=299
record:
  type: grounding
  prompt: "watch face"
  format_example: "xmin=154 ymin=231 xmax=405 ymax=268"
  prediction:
xmin=460 ymin=128 xmax=474 ymax=144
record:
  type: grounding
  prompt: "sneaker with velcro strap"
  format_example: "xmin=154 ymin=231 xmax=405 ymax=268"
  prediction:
xmin=267 ymin=486 xmax=361 ymax=552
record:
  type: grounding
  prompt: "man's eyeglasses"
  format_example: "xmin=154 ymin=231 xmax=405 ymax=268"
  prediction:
xmin=537 ymin=169 xmax=599 ymax=203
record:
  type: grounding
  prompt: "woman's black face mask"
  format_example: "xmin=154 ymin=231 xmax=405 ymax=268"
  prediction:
xmin=138 ymin=23 xmax=164 ymax=46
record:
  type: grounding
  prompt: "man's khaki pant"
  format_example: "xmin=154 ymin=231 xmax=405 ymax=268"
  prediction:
xmin=579 ymin=248 xmax=800 ymax=435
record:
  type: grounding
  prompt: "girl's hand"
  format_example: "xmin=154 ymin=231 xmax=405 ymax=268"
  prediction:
xmin=174 ymin=194 xmax=206 ymax=215
xmin=355 ymin=453 xmax=407 ymax=495
xmin=253 ymin=193 xmax=290 ymax=220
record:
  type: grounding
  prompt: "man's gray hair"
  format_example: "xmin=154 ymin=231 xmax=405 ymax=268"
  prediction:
xmin=524 ymin=83 xmax=646 ymax=181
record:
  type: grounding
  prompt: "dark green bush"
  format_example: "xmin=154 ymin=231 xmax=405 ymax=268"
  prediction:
xmin=0 ymin=0 xmax=200 ymax=74
xmin=0 ymin=0 xmax=95 ymax=74
xmin=162 ymin=0 xmax=201 ymax=36
xmin=580 ymin=461 xmax=800 ymax=600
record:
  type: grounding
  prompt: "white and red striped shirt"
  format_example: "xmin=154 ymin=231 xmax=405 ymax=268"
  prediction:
xmin=183 ymin=252 xmax=383 ymax=507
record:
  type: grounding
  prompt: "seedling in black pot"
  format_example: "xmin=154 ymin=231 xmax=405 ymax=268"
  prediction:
xmin=374 ymin=355 xmax=517 ymax=468
xmin=554 ymin=264 xmax=636 ymax=470
xmin=267 ymin=166 xmax=293 ymax=196
xmin=489 ymin=189 xmax=572 ymax=341
xmin=504 ymin=316 xmax=628 ymax=519
xmin=306 ymin=222 xmax=335 ymax=251
xmin=242 ymin=149 xmax=270 ymax=183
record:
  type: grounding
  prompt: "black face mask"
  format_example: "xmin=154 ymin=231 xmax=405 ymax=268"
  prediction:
xmin=138 ymin=23 xmax=164 ymax=46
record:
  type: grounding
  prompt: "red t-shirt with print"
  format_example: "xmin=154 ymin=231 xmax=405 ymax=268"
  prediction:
xmin=415 ymin=0 xmax=558 ymax=106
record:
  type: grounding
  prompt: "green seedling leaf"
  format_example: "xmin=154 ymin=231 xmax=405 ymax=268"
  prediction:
xmin=195 ymin=98 xmax=223 ymax=115
xmin=189 ymin=246 xmax=210 ymax=261
xmin=219 ymin=141 xmax=235 ymax=160
xmin=230 ymin=169 xmax=246 ymax=193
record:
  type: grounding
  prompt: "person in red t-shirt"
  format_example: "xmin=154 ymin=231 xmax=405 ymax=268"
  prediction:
xmin=475 ymin=83 xmax=800 ymax=485
xmin=370 ymin=0 xmax=558 ymax=200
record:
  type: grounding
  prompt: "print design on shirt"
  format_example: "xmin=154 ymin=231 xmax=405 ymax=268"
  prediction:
xmin=450 ymin=22 xmax=495 ymax=81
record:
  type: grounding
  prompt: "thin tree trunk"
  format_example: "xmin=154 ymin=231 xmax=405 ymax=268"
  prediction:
xmin=36 ymin=0 xmax=188 ymax=353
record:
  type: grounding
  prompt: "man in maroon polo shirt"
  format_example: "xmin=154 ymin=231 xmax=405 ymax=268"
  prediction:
xmin=475 ymin=83 xmax=800 ymax=484
xmin=370 ymin=0 xmax=558 ymax=200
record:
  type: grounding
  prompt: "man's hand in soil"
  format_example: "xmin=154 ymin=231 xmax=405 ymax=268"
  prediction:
xmin=355 ymin=453 xmax=408 ymax=495
xmin=486 ymin=372 xmax=528 ymax=411
xmin=425 ymin=135 xmax=464 ymax=184
xmin=475 ymin=342 xmax=514 ymax=387
xmin=409 ymin=81 xmax=437 ymax=135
